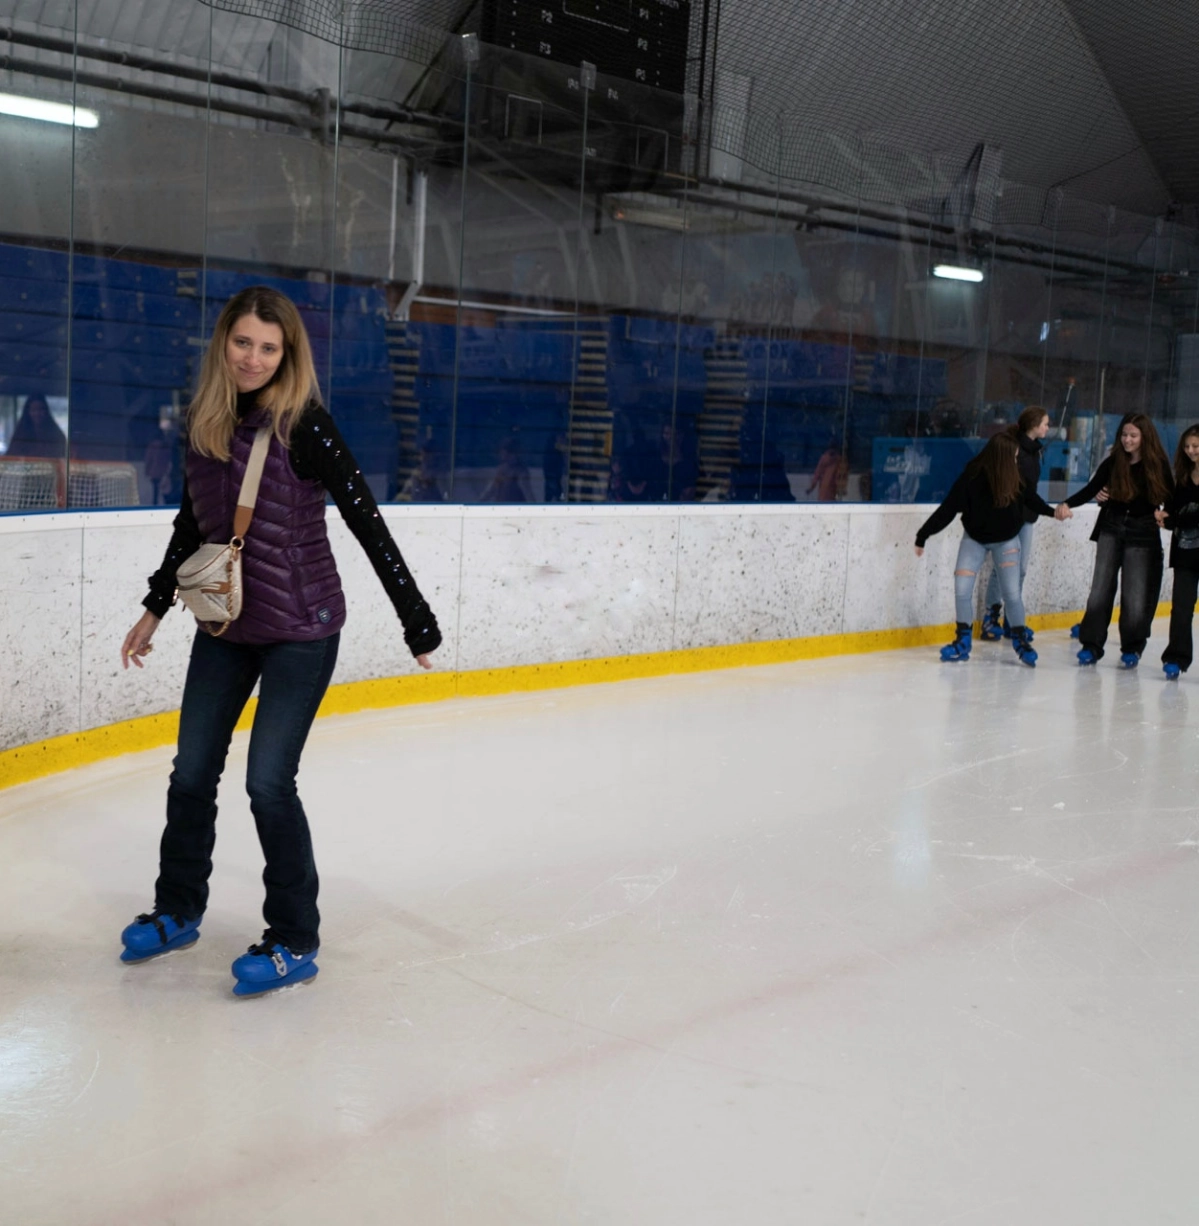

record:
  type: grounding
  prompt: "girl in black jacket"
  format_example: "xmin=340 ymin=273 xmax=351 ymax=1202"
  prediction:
xmin=981 ymin=406 xmax=1051 ymax=640
xmin=915 ymin=432 xmax=1061 ymax=666
xmin=1157 ymin=424 xmax=1199 ymax=678
xmin=1061 ymin=412 xmax=1171 ymax=667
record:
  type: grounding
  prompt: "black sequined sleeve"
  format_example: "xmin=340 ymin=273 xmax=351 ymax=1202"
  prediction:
xmin=291 ymin=405 xmax=442 ymax=657
xmin=142 ymin=480 xmax=203 ymax=619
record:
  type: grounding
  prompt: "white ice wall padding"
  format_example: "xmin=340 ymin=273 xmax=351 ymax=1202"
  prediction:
xmin=2 ymin=523 xmax=84 ymax=747
xmin=675 ymin=509 xmax=852 ymax=648
xmin=0 ymin=503 xmax=1129 ymax=753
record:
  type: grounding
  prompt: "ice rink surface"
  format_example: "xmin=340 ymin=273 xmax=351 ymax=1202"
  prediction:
xmin=3 ymin=620 xmax=1199 ymax=1225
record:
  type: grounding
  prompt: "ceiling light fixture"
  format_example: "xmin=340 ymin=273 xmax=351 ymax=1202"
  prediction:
xmin=0 ymin=92 xmax=99 ymax=128
xmin=932 ymin=264 xmax=984 ymax=283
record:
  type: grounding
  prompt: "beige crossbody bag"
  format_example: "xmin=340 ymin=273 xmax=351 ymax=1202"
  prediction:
xmin=174 ymin=426 xmax=272 ymax=636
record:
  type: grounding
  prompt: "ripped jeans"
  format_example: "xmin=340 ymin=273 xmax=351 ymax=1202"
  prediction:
xmin=954 ymin=533 xmax=1025 ymax=628
xmin=983 ymin=520 xmax=1035 ymax=611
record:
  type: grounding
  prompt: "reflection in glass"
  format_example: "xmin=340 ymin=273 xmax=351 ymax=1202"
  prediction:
xmin=0 ymin=6 xmax=1198 ymax=513
xmin=68 ymin=40 xmax=209 ymax=507
xmin=0 ymin=4 xmax=74 ymax=508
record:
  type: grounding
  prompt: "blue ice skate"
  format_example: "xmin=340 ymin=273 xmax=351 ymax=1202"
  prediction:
xmin=979 ymin=605 xmax=1004 ymax=641
xmin=1164 ymin=662 xmax=1182 ymax=680
xmin=1002 ymin=618 xmax=1033 ymax=642
xmin=1119 ymin=651 xmax=1140 ymax=669
xmin=940 ymin=622 xmax=972 ymax=662
xmin=231 ymin=930 xmax=319 ymax=997
xmin=1077 ymin=647 xmax=1097 ymax=666
xmin=1070 ymin=623 xmax=1081 ymax=639
xmin=120 ymin=911 xmax=201 ymax=963
xmin=1010 ymin=627 xmax=1037 ymax=667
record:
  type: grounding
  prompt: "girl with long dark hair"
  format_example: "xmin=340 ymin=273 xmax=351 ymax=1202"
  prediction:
xmin=915 ymin=432 xmax=1062 ymax=667
xmin=7 ymin=393 xmax=65 ymax=459
xmin=1062 ymin=412 xmax=1171 ymax=667
xmin=980 ymin=405 xmax=1051 ymax=641
xmin=118 ymin=287 xmax=440 ymax=995
xmin=1156 ymin=424 xmax=1199 ymax=679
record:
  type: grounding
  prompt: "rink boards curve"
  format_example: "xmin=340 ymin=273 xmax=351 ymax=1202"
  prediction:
xmin=0 ymin=501 xmax=1160 ymax=788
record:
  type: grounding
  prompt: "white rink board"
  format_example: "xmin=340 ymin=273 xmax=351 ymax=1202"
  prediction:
xmin=0 ymin=501 xmax=1156 ymax=752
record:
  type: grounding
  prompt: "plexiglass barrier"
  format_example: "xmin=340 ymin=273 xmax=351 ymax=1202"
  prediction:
xmin=1 ymin=1 xmax=1197 ymax=510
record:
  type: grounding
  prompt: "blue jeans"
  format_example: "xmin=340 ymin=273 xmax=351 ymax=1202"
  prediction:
xmin=984 ymin=520 xmax=1034 ymax=611
xmin=154 ymin=630 xmax=340 ymax=952
xmin=954 ymin=533 xmax=1025 ymax=627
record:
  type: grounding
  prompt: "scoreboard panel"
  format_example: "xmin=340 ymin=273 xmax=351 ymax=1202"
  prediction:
xmin=482 ymin=0 xmax=692 ymax=95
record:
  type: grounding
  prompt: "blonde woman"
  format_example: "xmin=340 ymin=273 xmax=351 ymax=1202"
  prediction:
xmin=118 ymin=287 xmax=440 ymax=995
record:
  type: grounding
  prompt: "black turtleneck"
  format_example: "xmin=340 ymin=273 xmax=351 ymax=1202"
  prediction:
xmin=144 ymin=394 xmax=441 ymax=658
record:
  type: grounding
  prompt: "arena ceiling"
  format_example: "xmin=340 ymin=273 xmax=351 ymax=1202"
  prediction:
xmin=1 ymin=0 xmax=1195 ymax=218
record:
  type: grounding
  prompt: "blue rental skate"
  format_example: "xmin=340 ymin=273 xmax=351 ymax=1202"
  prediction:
xmin=1164 ymin=662 xmax=1182 ymax=680
xmin=1001 ymin=618 xmax=1033 ymax=642
xmin=1070 ymin=623 xmax=1081 ymax=639
xmin=940 ymin=622 xmax=972 ymax=662
xmin=1010 ymin=627 xmax=1037 ymax=667
xmin=979 ymin=605 xmax=1004 ymax=641
xmin=1077 ymin=647 xmax=1097 ymax=666
xmin=231 ymin=930 xmax=319 ymax=997
xmin=120 ymin=911 xmax=201 ymax=963
xmin=1119 ymin=651 xmax=1140 ymax=669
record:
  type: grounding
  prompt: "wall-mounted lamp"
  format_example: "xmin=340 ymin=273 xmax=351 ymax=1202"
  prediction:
xmin=932 ymin=264 xmax=984 ymax=283
xmin=0 ymin=92 xmax=98 ymax=128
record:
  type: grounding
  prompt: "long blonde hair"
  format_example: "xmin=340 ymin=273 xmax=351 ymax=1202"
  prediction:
xmin=188 ymin=286 xmax=319 ymax=460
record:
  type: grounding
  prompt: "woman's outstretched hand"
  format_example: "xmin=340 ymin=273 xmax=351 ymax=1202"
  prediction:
xmin=914 ymin=545 xmax=924 ymax=557
xmin=416 ymin=653 xmax=434 ymax=670
xmin=121 ymin=610 xmax=161 ymax=670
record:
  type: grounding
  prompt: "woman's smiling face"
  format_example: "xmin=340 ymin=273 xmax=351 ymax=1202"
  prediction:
xmin=225 ymin=313 xmax=284 ymax=393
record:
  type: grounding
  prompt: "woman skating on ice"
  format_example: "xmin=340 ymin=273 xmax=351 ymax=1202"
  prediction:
xmin=980 ymin=406 xmax=1052 ymax=641
xmin=914 ymin=432 xmax=1065 ymax=667
xmin=1060 ymin=412 xmax=1170 ymax=668
xmin=1156 ymin=424 xmax=1199 ymax=680
xmin=118 ymin=286 xmax=440 ymax=996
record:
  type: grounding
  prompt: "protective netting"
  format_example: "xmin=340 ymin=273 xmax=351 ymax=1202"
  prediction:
xmin=199 ymin=0 xmax=346 ymax=46
xmin=1062 ymin=0 xmax=1199 ymax=208
xmin=178 ymin=0 xmax=1199 ymax=255
xmin=196 ymin=0 xmax=462 ymax=65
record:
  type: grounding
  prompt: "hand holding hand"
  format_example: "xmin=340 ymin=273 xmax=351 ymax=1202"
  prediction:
xmin=121 ymin=610 xmax=161 ymax=670
xmin=1054 ymin=503 xmax=1073 ymax=521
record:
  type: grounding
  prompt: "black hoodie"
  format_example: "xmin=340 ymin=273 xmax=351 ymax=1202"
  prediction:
xmin=915 ymin=467 xmax=1055 ymax=548
xmin=1014 ymin=433 xmax=1045 ymax=524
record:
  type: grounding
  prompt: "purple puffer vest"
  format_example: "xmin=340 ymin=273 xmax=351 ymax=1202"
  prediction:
xmin=186 ymin=408 xmax=345 ymax=644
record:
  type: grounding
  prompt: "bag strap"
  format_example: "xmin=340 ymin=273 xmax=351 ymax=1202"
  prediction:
xmin=231 ymin=426 xmax=273 ymax=541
